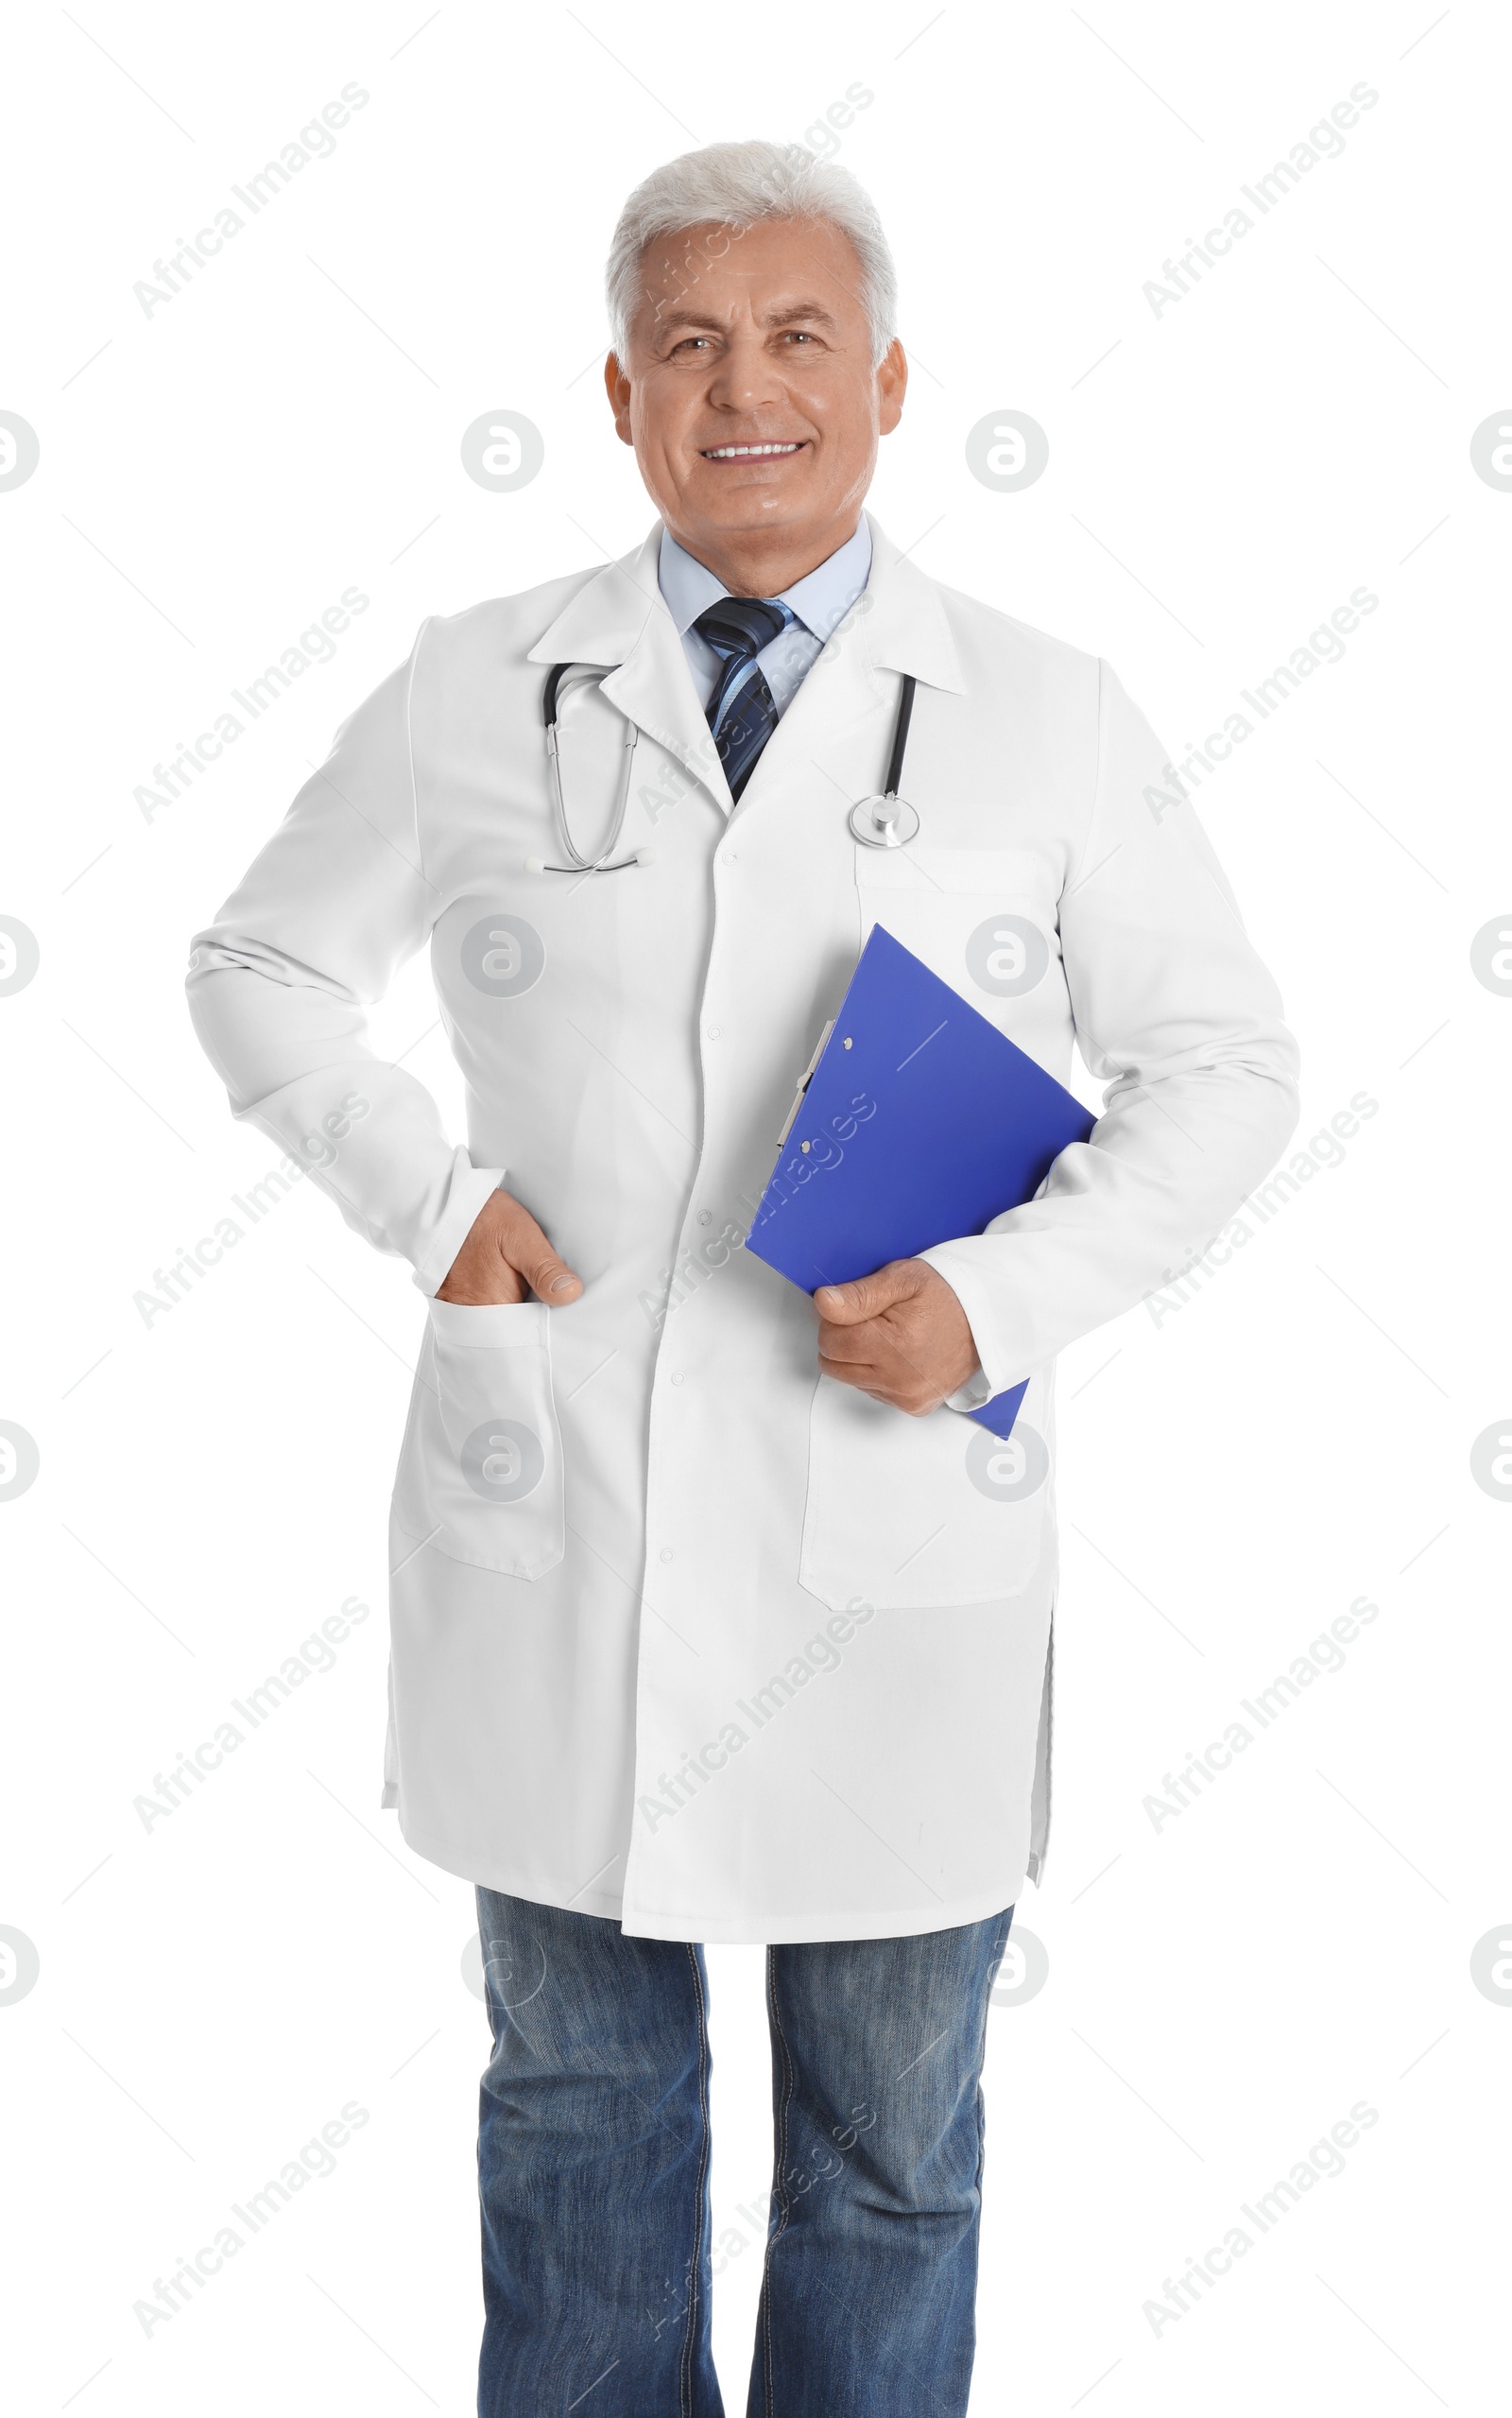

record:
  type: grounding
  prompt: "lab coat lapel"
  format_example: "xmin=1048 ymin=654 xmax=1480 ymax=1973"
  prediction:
xmin=858 ymin=512 xmax=968 ymax=695
xmin=526 ymin=524 xmax=732 ymax=812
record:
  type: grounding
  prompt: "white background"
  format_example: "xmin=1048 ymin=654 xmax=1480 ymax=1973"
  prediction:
xmin=3 ymin=2 xmax=1508 ymax=2410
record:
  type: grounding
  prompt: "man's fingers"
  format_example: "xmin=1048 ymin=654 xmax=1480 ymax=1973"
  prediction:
xmin=817 ymin=1311 xmax=921 ymax=1378
xmin=816 ymin=1303 xmax=921 ymax=1372
xmin=436 ymin=1188 xmax=584 ymax=1306
xmin=526 ymin=1250 xmax=584 ymax=1303
xmin=815 ymin=1321 xmax=876 ymax=1368
xmin=813 ymin=1258 xmax=974 ymax=1417
xmin=818 ymin=1340 xmax=885 ymax=1383
xmin=818 ymin=1341 xmax=942 ymax=1416
xmin=497 ymin=1200 xmax=583 ymax=1303
xmin=813 ymin=1277 xmax=876 ymax=1325
xmin=813 ymin=1260 xmax=919 ymax=1324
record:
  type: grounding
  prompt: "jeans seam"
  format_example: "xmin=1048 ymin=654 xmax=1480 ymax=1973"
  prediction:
xmin=679 ymin=1943 xmax=712 ymax=2418
xmin=760 ymin=1946 xmax=797 ymax=2418
xmin=980 ymin=1908 xmax=1012 ymax=2068
xmin=972 ymin=1908 xmax=1013 ymax=2205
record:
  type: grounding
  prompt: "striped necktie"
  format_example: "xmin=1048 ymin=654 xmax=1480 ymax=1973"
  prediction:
xmin=692 ymin=596 xmax=799 ymax=802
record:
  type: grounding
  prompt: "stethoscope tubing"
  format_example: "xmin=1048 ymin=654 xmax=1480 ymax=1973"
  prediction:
xmin=539 ymin=663 xmax=917 ymax=873
xmin=883 ymin=671 xmax=916 ymax=803
xmin=541 ymin=664 xmax=641 ymax=872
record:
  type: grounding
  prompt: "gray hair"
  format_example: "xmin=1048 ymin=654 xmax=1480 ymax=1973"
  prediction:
xmin=605 ymin=140 xmax=898 ymax=368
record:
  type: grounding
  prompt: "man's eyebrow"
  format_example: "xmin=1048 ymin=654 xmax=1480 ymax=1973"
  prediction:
xmin=651 ymin=307 xmax=728 ymax=336
xmin=650 ymin=299 xmax=843 ymax=338
xmin=763 ymin=301 xmax=840 ymax=330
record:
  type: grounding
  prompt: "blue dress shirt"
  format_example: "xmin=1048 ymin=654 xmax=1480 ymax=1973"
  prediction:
xmin=657 ymin=518 xmax=873 ymax=722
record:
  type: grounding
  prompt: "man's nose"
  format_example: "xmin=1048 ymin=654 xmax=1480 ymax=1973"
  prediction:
xmin=705 ymin=332 xmax=786 ymax=412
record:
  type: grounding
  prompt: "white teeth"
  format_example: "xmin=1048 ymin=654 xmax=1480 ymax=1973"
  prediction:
xmin=703 ymin=441 xmax=802 ymax=458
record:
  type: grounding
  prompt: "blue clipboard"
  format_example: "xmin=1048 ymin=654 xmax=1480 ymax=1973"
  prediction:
xmin=745 ymin=924 xmax=1097 ymax=1441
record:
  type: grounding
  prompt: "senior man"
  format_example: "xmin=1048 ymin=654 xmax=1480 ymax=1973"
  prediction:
xmin=187 ymin=140 xmax=1299 ymax=2417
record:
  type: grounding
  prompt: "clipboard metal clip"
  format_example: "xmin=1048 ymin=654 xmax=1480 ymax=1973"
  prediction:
xmin=776 ymin=1020 xmax=837 ymax=1148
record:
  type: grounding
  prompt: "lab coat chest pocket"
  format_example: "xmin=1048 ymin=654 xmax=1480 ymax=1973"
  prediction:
xmin=853 ymin=843 xmax=1063 ymax=1038
xmin=393 ymin=1299 xmax=564 ymax=1578
xmin=799 ymin=1373 xmax=1052 ymax=1611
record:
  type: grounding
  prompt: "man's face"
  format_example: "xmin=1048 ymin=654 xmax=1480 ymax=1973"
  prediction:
xmin=605 ymin=213 xmax=905 ymax=577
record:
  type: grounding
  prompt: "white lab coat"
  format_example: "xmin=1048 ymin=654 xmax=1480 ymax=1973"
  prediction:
xmin=186 ymin=512 xmax=1299 ymax=1943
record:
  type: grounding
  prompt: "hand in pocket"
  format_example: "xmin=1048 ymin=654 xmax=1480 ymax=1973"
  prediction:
xmin=438 ymin=1188 xmax=583 ymax=1306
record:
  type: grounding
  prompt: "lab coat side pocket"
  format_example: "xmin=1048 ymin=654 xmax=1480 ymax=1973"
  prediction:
xmin=394 ymin=1299 xmax=565 ymax=1579
xmin=799 ymin=1372 xmax=1051 ymax=1612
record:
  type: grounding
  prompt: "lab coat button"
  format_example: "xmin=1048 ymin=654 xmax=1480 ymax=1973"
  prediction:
xmin=670 ymin=1371 xmax=684 ymax=1385
xmin=660 ymin=1547 xmax=674 ymax=1563
xmin=707 ymin=1024 xmax=721 ymax=1038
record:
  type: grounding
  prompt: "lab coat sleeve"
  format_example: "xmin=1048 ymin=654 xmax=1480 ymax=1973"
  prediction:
xmin=184 ymin=622 xmax=504 ymax=1295
xmin=918 ymin=659 xmax=1301 ymax=1391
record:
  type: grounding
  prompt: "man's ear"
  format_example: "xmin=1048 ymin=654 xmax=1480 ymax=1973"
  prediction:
xmin=876 ymin=338 xmax=907 ymax=438
xmin=604 ymin=352 xmax=635 ymax=446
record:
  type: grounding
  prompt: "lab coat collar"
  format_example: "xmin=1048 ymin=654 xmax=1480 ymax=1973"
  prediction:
xmin=525 ymin=510 xmax=963 ymax=817
xmin=851 ymin=511 xmax=965 ymax=697
xmin=527 ymin=523 xmax=728 ymax=805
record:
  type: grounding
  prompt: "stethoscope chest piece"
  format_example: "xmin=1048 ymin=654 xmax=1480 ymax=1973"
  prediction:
xmin=850 ymin=793 xmax=920 ymax=850
xmin=849 ymin=671 xmax=919 ymax=849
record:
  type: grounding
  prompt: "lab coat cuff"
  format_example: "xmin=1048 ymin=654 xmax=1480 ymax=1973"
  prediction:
xmin=412 ymin=1159 xmax=507 ymax=1297
xmin=917 ymin=1243 xmax=1023 ymax=1400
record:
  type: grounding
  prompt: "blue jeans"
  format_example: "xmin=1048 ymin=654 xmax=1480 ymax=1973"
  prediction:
xmin=475 ymin=1889 xmax=1014 ymax=2415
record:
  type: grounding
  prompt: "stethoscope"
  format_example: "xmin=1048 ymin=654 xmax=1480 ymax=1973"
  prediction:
xmin=536 ymin=662 xmax=644 ymax=874
xmin=534 ymin=663 xmax=920 ymax=874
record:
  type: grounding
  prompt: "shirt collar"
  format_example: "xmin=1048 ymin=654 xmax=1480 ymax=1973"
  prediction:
xmin=657 ymin=517 xmax=873 ymax=643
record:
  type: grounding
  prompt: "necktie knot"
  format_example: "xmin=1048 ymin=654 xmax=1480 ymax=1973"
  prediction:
xmin=692 ymin=595 xmax=795 ymax=664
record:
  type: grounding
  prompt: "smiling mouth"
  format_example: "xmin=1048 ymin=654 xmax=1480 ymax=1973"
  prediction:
xmin=700 ymin=440 xmax=807 ymax=459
